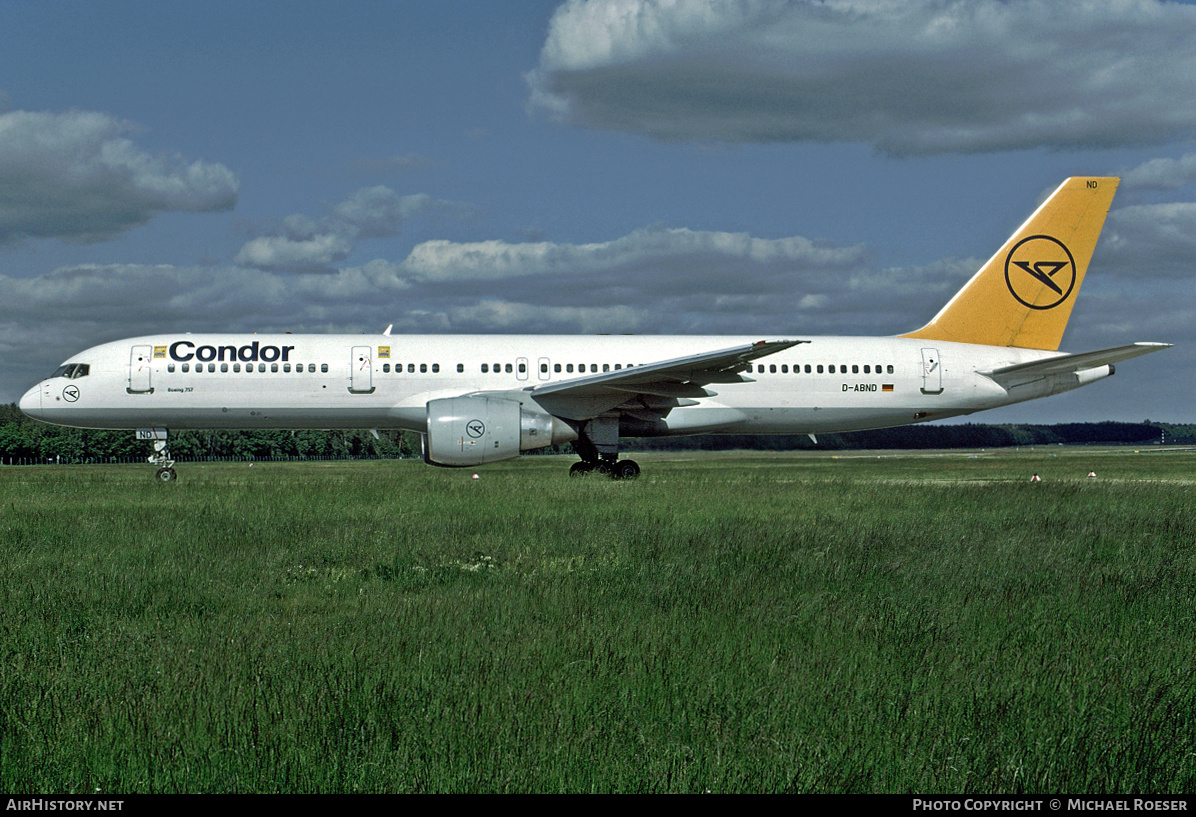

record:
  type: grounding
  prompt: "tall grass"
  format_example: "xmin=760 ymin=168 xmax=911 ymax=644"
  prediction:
xmin=3 ymin=449 xmax=1194 ymax=792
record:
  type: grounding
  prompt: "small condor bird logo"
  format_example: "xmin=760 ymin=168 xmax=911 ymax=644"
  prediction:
xmin=466 ymin=420 xmax=486 ymax=438
xmin=1004 ymin=234 xmax=1076 ymax=310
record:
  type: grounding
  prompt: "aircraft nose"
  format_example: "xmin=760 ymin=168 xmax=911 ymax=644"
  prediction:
xmin=18 ymin=384 xmax=42 ymax=417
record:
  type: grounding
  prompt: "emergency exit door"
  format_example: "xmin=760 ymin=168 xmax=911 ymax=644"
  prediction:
xmin=920 ymin=348 xmax=943 ymax=394
xmin=128 ymin=345 xmax=153 ymax=394
xmin=350 ymin=346 xmax=375 ymax=394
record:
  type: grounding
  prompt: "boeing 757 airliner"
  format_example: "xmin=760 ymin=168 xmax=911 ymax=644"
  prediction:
xmin=19 ymin=177 xmax=1170 ymax=480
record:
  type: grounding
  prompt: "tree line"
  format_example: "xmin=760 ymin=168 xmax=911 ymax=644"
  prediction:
xmin=1 ymin=402 xmax=1191 ymax=465
xmin=621 ymin=420 xmax=1193 ymax=452
xmin=0 ymin=404 xmax=415 ymax=464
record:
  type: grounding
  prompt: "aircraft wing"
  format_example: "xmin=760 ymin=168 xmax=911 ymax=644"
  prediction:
xmin=526 ymin=339 xmax=806 ymax=421
xmin=981 ymin=342 xmax=1171 ymax=389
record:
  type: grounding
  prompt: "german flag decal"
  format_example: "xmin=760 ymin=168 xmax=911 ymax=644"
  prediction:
xmin=882 ymin=384 xmax=894 ymax=392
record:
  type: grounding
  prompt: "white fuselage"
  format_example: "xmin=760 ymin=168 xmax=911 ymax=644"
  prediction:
xmin=18 ymin=332 xmax=1094 ymax=437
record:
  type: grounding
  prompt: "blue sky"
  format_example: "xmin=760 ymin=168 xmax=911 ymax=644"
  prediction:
xmin=1 ymin=0 xmax=1193 ymax=423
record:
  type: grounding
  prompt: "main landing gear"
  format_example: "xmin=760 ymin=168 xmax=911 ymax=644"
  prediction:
xmin=567 ymin=417 xmax=640 ymax=480
xmin=569 ymin=457 xmax=641 ymax=480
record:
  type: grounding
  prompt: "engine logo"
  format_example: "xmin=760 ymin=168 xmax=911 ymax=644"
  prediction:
xmin=1004 ymin=234 xmax=1076 ymax=310
xmin=466 ymin=420 xmax=486 ymax=438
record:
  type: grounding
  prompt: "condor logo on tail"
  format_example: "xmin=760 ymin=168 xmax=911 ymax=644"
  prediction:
xmin=902 ymin=176 xmax=1118 ymax=350
xmin=1004 ymin=235 xmax=1076 ymax=310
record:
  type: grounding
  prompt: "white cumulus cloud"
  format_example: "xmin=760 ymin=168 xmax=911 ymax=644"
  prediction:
xmin=1120 ymin=154 xmax=1196 ymax=192
xmin=234 ymin=187 xmax=462 ymax=272
xmin=395 ymin=226 xmax=865 ymax=285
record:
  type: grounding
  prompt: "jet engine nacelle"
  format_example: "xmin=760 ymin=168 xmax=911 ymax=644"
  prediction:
xmin=425 ymin=396 xmax=577 ymax=467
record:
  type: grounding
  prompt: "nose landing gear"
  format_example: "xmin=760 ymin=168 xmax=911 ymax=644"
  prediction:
xmin=150 ymin=440 xmax=177 ymax=481
xmin=139 ymin=428 xmax=177 ymax=482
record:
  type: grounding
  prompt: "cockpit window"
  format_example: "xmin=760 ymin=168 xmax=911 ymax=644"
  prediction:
xmin=51 ymin=364 xmax=90 ymax=379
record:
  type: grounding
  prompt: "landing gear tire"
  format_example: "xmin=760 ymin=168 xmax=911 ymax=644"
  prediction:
xmin=145 ymin=433 xmax=177 ymax=482
xmin=570 ymin=459 xmax=640 ymax=479
xmin=613 ymin=460 xmax=640 ymax=480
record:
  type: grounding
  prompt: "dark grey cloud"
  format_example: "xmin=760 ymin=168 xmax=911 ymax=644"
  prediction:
xmin=0 ymin=109 xmax=238 ymax=245
xmin=528 ymin=0 xmax=1196 ymax=155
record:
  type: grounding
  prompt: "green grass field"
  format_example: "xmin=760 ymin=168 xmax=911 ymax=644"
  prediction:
xmin=3 ymin=447 xmax=1194 ymax=793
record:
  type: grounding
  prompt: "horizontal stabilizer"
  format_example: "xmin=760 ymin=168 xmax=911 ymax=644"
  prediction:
xmin=981 ymin=342 xmax=1171 ymax=389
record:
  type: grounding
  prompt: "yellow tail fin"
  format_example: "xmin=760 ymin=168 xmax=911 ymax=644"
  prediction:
xmin=901 ymin=177 xmax=1118 ymax=351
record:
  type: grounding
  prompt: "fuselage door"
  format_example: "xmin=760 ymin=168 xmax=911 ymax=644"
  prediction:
xmin=128 ymin=345 xmax=153 ymax=394
xmin=516 ymin=356 xmax=529 ymax=382
xmin=350 ymin=346 xmax=375 ymax=394
xmin=538 ymin=357 xmax=552 ymax=381
xmin=920 ymin=348 xmax=943 ymax=394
